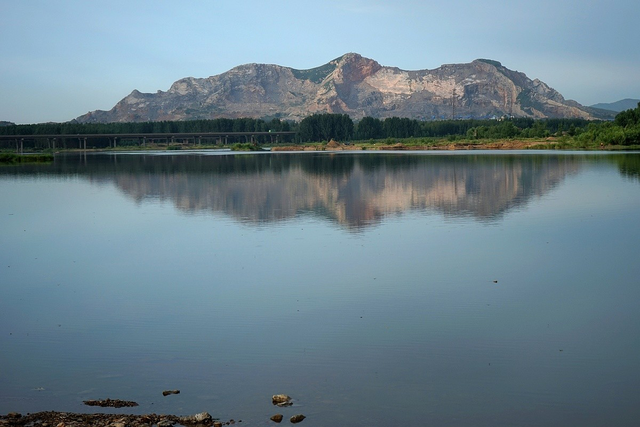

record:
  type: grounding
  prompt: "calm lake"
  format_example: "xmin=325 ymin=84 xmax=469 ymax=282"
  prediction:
xmin=1 ymin=150 xmax=640 ymax=426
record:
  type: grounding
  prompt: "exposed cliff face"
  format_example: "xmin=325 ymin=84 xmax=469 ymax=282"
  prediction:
xmin=75 ymin=53 xmax=606 ymax=123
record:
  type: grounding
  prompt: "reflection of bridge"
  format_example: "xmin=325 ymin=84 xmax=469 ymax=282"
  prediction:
xmin=0 ymin=131 xmax=297 ymax=152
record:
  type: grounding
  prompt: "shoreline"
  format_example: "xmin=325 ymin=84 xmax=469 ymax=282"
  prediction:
xmin=3 ymin=137 xmax=640 ymax=155
xmin=271 ymin=139 xmax=551 ymax=151
xmin=270 ymin=138 xmax=639 ymax=152
xmin=0 ymin=410 xmax=233 ymax=427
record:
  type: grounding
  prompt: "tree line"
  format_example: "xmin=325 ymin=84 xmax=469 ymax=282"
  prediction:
xmin=559 ymin=102 xmax=640 ymax=147
xmin=290 ymin=108 xmax=640 ymax=146
xmin=2 ymin=105 xmax=640 ymax=146
xmin=0 ymin=117 xmax=292 ymax=136
xmin=297 ymin=114 xmax=596 ymax=142
xmin=0 ymin=114 xmax=593 ymax=141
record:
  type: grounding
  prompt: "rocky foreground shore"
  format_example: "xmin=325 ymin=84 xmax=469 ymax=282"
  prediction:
xmin=0 ymin=411 xmax=226 ymax=427
xmin=1 ymin=395 xmax=306 ymax=426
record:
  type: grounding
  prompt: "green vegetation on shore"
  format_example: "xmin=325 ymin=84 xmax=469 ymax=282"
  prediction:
xmin=292 ymin=104 xmax=640 ymax=150
xmin=230 ymin=143 xmax=264 ymax=151
xmin=2 ymin=103 xmax=639 ymax=151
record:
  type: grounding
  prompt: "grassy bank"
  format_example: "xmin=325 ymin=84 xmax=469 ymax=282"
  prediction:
xmin=269 ymin=135 xmax=640 ymax=152
xmin=230 ymin=143 xmax=265 ymax=151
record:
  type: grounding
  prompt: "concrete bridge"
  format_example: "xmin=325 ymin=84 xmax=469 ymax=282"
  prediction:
xmin=0 ymin=131 xmax=297 ymax=152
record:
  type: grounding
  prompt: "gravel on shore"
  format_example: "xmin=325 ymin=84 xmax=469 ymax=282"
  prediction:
xmin=0 ymin=411 xmax=242 ymax=427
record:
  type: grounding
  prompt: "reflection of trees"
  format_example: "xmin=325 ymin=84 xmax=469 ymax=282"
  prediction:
xmin=611 ymin=154 xmax=640 ymax=181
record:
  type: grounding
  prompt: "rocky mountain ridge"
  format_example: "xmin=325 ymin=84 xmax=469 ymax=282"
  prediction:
xmin=590 ymin=98 xmax=640 ymax=112
xmin=75 ymin=53 xmax=610 ymax=123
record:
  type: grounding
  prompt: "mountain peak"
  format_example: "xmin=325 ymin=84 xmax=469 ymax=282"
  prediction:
xmin=475 ymin=59 xmax=503 ymax=68
xmin=333 ymin=52 xmax=382 ymax=83
xmin=337 ymin=52 xmax=362 ymax=60
xmin=336 ymin=52 xmax=371 ymax=63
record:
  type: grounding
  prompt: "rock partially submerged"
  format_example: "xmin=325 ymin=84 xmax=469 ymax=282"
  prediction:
xmin=270 ymin=414 xmax=284 ymax=423
xmin=163 ymin=389 xmax=180 ymax=396
xmin=180 ymin=412 xmax=213 ymax=424
xmin=83 ymin=398 xmax=139 ymax=408
xmin=272 ymin=394 xmax=293 ymax=407
xmin=290 ymin=414 xmax=306 ymax=424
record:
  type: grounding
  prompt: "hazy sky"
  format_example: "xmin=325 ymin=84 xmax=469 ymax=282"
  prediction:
xmin=1 ymin=0 xmax=638 ymax=124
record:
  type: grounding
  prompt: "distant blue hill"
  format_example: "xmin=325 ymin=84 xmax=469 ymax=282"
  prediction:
xmin=590 ymin=99 xmax=640 ymax=112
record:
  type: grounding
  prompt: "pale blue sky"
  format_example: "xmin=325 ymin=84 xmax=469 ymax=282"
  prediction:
xmin=1 ymin=0 xmax=638 ymax=124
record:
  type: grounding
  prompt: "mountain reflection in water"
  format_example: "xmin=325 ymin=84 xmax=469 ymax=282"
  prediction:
xmin=42 ymin=152 xmax=586 ymax=228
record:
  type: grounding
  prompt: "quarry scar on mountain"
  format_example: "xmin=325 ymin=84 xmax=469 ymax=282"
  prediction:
xmin=75 ymin=53 xmax=607 ymax=124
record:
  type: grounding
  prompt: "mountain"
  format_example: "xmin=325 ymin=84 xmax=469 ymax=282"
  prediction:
xmin=590 ymin=99 xmax=640 ymax=113
xmin=75 ymin=53 xmax=611 ymax=123
xmin=0 ymin=121 xmax=16 ymax=127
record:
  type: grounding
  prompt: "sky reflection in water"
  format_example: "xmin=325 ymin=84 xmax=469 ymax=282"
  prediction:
xmin=1 ymin=151 xmax=639 ymax=426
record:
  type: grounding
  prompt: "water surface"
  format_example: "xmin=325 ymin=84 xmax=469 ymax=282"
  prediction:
xmin=1 ymin=151 xmax=639 ymax=426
